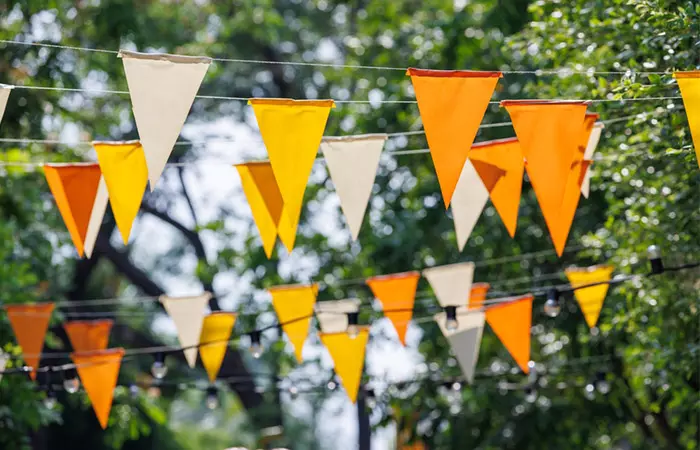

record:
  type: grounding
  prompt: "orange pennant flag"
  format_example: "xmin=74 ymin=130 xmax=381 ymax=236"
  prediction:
xmin=269 ymin=284 xmax=318 ymax=362
xmin=44 ymin=164 xmax=102 ymax=257
xmin=199 ymin=312 xmax=237 ymax=383
xmin=319 ymin=327 xmax=369 ymax=403
xmin=468 ymin=282 xmax=491 ymax=310
xmin=469 ymin=137 xmax=524 ymax=237
xmin=565 ymin=265 xmax=615 ymax=328
xmin=674 ymin=71 xmax=700 ymax=167
xmin=485 ymin=295 xmax=533 ymax=373
xmin=72 ymin=348 xmax=124 ymax=429
xmin=407 ymin=69 xmax=502 ymax=208
xmin=366 ymin=272 xmax=420 ymax=346
xmin=64 ymin=320 xmax=113 ymax=353
xmin=5 ymin=303 xmax=54 ymax=380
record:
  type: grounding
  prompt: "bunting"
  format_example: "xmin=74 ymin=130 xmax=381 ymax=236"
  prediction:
xmin=320 ymin=134 xmax=386 ymax=240
xmin=565 ymin=265 xmax=615 ymax=328
xmin=407 ymin=69 xmax=502 ymax=207
xmin=319 ymin=328 xmax=369 ymax=403
xmin=422 ymin=262 xmax=475 ymax=307
xmin=469 ymin=283 xmax=491 ymax=310
xmin=199 ymin=312 xmax=237 ymax=383
xmin=581 ymin=122 xmax=605 ymax=198
xmin=315 ymin=299 xmax=361 ymax=334
xmin=83 ymin=177 xmax=109 ymax=259
xmin=366 ymin=272 xmax=420 ymax=345
xmin=269 ymin=284 xmax=318 ymax=362
xmin=160 ymin=293 xmax=212 ymax=368
xmin=72 ymin=348 xmax=124 ymax=429
xmin=0 ymin=84 xmax=13 ymax=125
xmin=119 ymin=50 xmax=212 ymax=187
xmin=5 ymin=303 xmax=54 ymax=380
xmin=485 ymin=295 xmax=533 ymax=373
xmin=674 ymin=71 xmax=700 ymax=166
xmin=435 ymin=309 xmax=485 ymax=384
xmin=63 ymin=320 xmax=113 ymax=353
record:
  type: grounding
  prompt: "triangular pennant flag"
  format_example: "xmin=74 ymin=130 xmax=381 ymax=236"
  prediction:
xmin=468 ymin=282 xmax=491 ymax=310
xmin=485 ymin=295 xmax=533 ymax=373
xmin=407 ymin=69 xmax=502 ymax=207
xmin=451 ymin=160 xmax=493 ymax=251
xmin=0 ymin=84 xmax=13 ymax=125
xmin=435 ymin=309 xmax=485 ymax=383
xmin=43 ymin=164 xmax=102 ymax=257
xmin=320 ymin=134 xmax=386 ymax=240
xmin=319 ymin=328 xmax=369 ymax=403
xmin=93 ymin=140 xmax=148 ymax=245
xmin=469 ymin=137 xmax=524 ymax=237
xmin=199 ymin=312 xmax=237 ymax=382
xmin=4 ymin=303 xmax=54 ymax=380
xmin=0 ymin=351 xmax=8 ymax=383
xmin=366 ymin=272 xmax=420 ymax=346
xmin=71 ymin=348 xmax=124 ymax=429
xmin=249 ymin=99 xmax=335 ymax=226
xmin=63 ymin=320 xmax=113 ymax=353
xmin=277 ymin=204 xmax=302 ymax=253
xmin=83 ymin=177 xmax=109 ymax=259
xmin=315 ymin=299 xmax=361 ymax=334
xmin=119 ymin=50 xmax=212 ymax=187
xmin=674 ymin=71 xmax=700 ymax=167
xmin=160 ymin=293 xmax=212 ymax=367
xmin=565 ymin=265 xmax=615 ymax=328
xmin=269 ymin=284 xmax=318 ymax=362
xmin=422 ymin=262 xmax=475 ymax=308
xmin=581 ymin=122 xmax=605 ymax=198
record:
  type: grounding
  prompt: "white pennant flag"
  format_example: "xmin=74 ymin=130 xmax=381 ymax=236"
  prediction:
xmin=423 ymin=262 xmax=475 ymax=308
xmin=0 ymin=351 xmax=8 ymax=383
xmin=0 ymin=84 xmax=13 ymax=125
xmin=160 ymin=293 xmax=212 ymax=367
xmin=451 ymin=160 xmax=489 ymax=251
xmin=320 ymin=134 xmax=386 ymax=240
xmin=119 ymin=50 xmax=211 ymax=189
xmin=315 ymin=299 xmax=361 ymax=333
xmin=83 ymin=177 xmax=109 ymax=259
xmin=581 ymin=122 xmax=605 ymax=198
xmin=435 ymin=309 xmax=485 ymax=384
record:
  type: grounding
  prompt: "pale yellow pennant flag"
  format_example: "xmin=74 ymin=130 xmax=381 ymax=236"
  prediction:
xmin=199 ymin=312 xmax=237 ymax=382
xmin=674 ymin=71 xmax=700 ymax=167
xmin=269 ymin=283 xmax=318 ymax=362
xmin=320 ymin=327 xmax=369 ymax=403
xmin=565 ymin=265 xmax=614 ymax=328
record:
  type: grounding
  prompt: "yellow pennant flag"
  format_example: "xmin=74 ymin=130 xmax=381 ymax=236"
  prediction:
xmin=93 ymin=141 xmax=148 ymax=244
xmin=565 ymin=265 xmax=614 ymax=328
xmin=199 ymin=312 xmax=237 ymax=382
xmin=320 ymin=328 xmax=369 ymax=404
xmin=249 ymin=99 xmax=335 ymax=227
xmin=269 ymin=283 xmax=318 ymax=362
xmin=674 ymin=71 xmax=700 ymax=167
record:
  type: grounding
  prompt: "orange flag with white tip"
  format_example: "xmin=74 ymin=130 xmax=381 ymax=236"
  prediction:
xmin=565 ymin=265 xmax=615 ymax=328
xmin=269 ymin=284 xmax=318 ymax=362
xmin=674 ymin=71 xmax=700 ymax=167
xmin=320 ymin=327 xmax=369 ymax=403
xmin=64 ymin=320 xmax=113 ymax=353
xmin=366 ymin=272 xmax=420 ymax=346
xmin=407 ymin=69 xmax=502 ymax=208
xmin=485 ymin=294 xmax=533 ymax=373
xmin=71 ymin=348 xmax=124 ymax=429
xmin=199 ymin=312 xmax=237 ymax=382
xmin=5 ymin=303 xmax=54 ymax=380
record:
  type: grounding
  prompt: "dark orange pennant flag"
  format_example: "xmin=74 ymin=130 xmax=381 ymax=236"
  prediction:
xmin=366 ymin=271 xmax=420 ymax=345
xmin=485 ymin=295 xmax=533 ymax=373
xmin=72 ymin=348 xmax=124 ymax=429
xmin=468 ymin=282 xmax=491 ymax=310
xmin=407 ymin=69 xmax=502 ymax=208
xmin=4 ymin=303 xmax=54 ymax=380
xmin=64 ymin=320 xmax=113 ymax=353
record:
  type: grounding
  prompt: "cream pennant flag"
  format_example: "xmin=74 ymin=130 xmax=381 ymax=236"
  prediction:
xmin=451 ymin=160 xmax=490 ymax=251
xmin=315 ymin=299 xmax=361 ymax=334
xmin=119 ymin=50 xmax=211 ymax=188
xmin=83 ymin=177 xmax=109 ymax=258
xmin=581 ymin=122 xmax=604 ymax=198
xmin=320 ymin=134 xmax=386 ymax=240
xmin=435 ymin=309 xmax=485 ymax=384
xmin=0 ymin=84 xmax=13 ymax=125
xmin=0 ymin=351 xmax=8 ymax=383
xmin=423 ymin=262 xmax=475 ymax=308
xmin=160 ymin=293 xmax=212 ymax=368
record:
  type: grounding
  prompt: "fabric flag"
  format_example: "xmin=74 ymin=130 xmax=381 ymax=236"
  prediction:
xmin=320 ymin=134 xmax=386 ymax=240
xmin=63 ymin=320 xmax=113 ymax=352
xmin=674 ymin=71 xmax=700 ymax=166
xmin=435 ymin=309 xmax=485 ymax=383
xmin=485 ymin=294 xmax=533 ymax=373
xmin=0 ymin=351 xmax=7 ymax=383
xmin=199 ymin=312 xmax=237 ymax=382
xmin=269 ymin=284 xmax=318 ymax=362
xmin=93 ymin=140 xmax=148 ymax=245
xmin=319 ymin=327 xmax=369 ymax=403
xmin=72 ymin=348 xmax=124 ymax=429
xmin=315 ymin=299 xmax=361 ymax=334
xmin=4 ymin=303 xmax=54 ymax=380
xmin=0 ymin=84 xmax=13 ymax=125
xmin=119 ymin=50 xmax=211 ymax=187
xmin=407 ymin=69 xmax=502 ymax=207
xmin=366 ymin=272 xmax=420 ymax=346
xmin=43 ymin=164 xmax=103 ymax=257
xmin=160 ymin=293 xmax=212 ymax=368
xmin=83 ymin=177 xmax=109 ymax=259
xmin=469 ymin=137 xmax=524 ymax=237
xmin=469 ymin=282 xmax=491 ymax=310
xmin=422 ymin=262 xmax=475 ymax=308
xmin=249 ymin=99 xmax=335 ymax=227
xmin=581 ymin=122 xmax=605 ymax=198
xmin=565 ymin=265 xmax=615 ymax=328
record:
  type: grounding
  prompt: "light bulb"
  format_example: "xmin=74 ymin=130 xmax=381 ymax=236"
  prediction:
xmin=451 ymin=382 xmax=461 ymax=391
xmin=249 ymin=331 xmax=263 ymax=359
xmin=584 ymin=383 xmax=596 ymax=400
xmin=596 ymin=372 xmax=610 ymax=395
xmin=647 ymin=244 xmax=664 ymax=274
xmin=151 ymin=353 xmax=168 ymax=379
xmin=205 ymin=386 xmax=219 ymax=410
xmin=44 ymin=389 xmax=57 ymax=410
xmin=646 ymin=244 xmax=661 ymax=260
xmin=365 ymin=392 xmax=377 ymax=409
xmin=327 ymin=381 xmax=337 ymax=391
xmin=524 ymin=387 xmax=537 ymax=403
xmin=543 ymin=298 xmax=561 ymax=318
xmin=347 ymin=312 xmax=360 ymax=339
xmin=445 ymin=306 xmax=459 ymax=332
xmin=63 ymin=377 xmax=80 ymax=394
